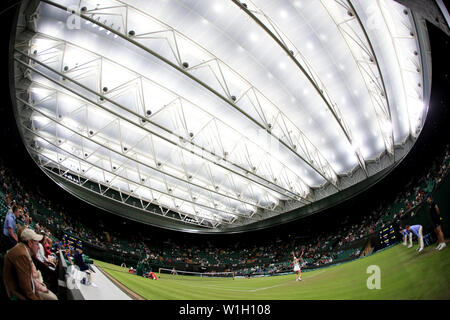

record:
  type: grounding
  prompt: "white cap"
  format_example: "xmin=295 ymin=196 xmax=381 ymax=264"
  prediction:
xmin=20 ymin=228 xmax=44 ymax=242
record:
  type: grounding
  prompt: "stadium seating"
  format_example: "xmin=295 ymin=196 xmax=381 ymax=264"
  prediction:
xmin=0 ymin=145 xmax=449 ymax=281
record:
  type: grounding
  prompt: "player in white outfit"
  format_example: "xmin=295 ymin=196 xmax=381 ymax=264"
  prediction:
xmin=292 ymin=249 xmax=305 ymax=281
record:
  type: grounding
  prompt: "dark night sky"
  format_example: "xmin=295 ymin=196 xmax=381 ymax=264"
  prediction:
xmin=0 ymin=1 xmax=448 ymax=245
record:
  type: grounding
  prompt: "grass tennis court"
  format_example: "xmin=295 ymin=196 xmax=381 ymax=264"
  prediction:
xmin=93 ymin=243 xmax=450 ymax=300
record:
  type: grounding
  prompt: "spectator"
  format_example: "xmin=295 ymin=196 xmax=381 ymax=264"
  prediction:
xmin=2 ymin=204 xmax=20 ymax=251
xmin=43 ymin=236 xmax=55 ymax=261
xmin=4 ymin=193 xmax=12 ymax=207
xmin=32 ymin=239 xmax=59 ymax=293
xmin=35 ymin=235 xmax=56 ymax=268
xmin=2 ymin=228 xmax=45 ymax=300
xmin=30 ymin=261 xmax=58 ymax=300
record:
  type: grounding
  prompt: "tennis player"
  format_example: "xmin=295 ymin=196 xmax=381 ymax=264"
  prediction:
xmin=293 ymin=249 xmax=304 ymax=281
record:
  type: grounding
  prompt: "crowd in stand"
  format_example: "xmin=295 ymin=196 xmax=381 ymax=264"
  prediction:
xmin=0 ymin=174 xmax=100 ymax=299
xmin=1 ymin=144 xmax=449 ymax=296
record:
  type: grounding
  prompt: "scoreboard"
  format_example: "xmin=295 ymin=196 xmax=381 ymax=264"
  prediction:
xmin=379 ymin=225 xmax=397 ymax=248
xmin=63 ymin=232 xmax=83 ymax=250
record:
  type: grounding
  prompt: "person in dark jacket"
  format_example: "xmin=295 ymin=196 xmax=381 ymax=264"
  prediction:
xmin=426 ymin=195 xmax=446 ymax=251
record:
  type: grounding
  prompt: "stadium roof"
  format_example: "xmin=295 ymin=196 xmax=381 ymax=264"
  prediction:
xmin=10 ymin=0 xmax=431 ymax=233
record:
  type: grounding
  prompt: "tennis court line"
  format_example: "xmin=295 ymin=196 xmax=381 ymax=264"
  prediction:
xmin=200 ymin=285 xmax=255 ymax=292
xmin=249 ymin=270 xmax=327 ymax=292
xmin=249 ymin=283 xmax=286 ymax=292
xmin=201 ymin=270 xmax=327 ymax=293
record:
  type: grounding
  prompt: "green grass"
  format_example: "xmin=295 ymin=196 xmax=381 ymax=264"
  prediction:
xmin=93 ymin=243 xmax=450 ymax=300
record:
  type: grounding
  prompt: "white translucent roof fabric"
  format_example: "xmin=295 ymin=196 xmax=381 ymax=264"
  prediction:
xmin=12 ymin=0 xmax=430 ymax=230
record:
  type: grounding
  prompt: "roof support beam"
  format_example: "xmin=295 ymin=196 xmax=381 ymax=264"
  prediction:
xmin=15 ymin=50 xmax=308 ymax=204
xmin=17 ymin=93 xmax=269 ymax=213
xmin=231 ymin=0 xmax=368 ymax=177
xmin=347 ymin=0 xmax=395 ymax=162
xmin=40 ymin=0 xmax=340 ymax=190
xmin=321 ymin=0 xmax=395 ymax=162
xmin=21 ymin=123 xmax=242 ymax=224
